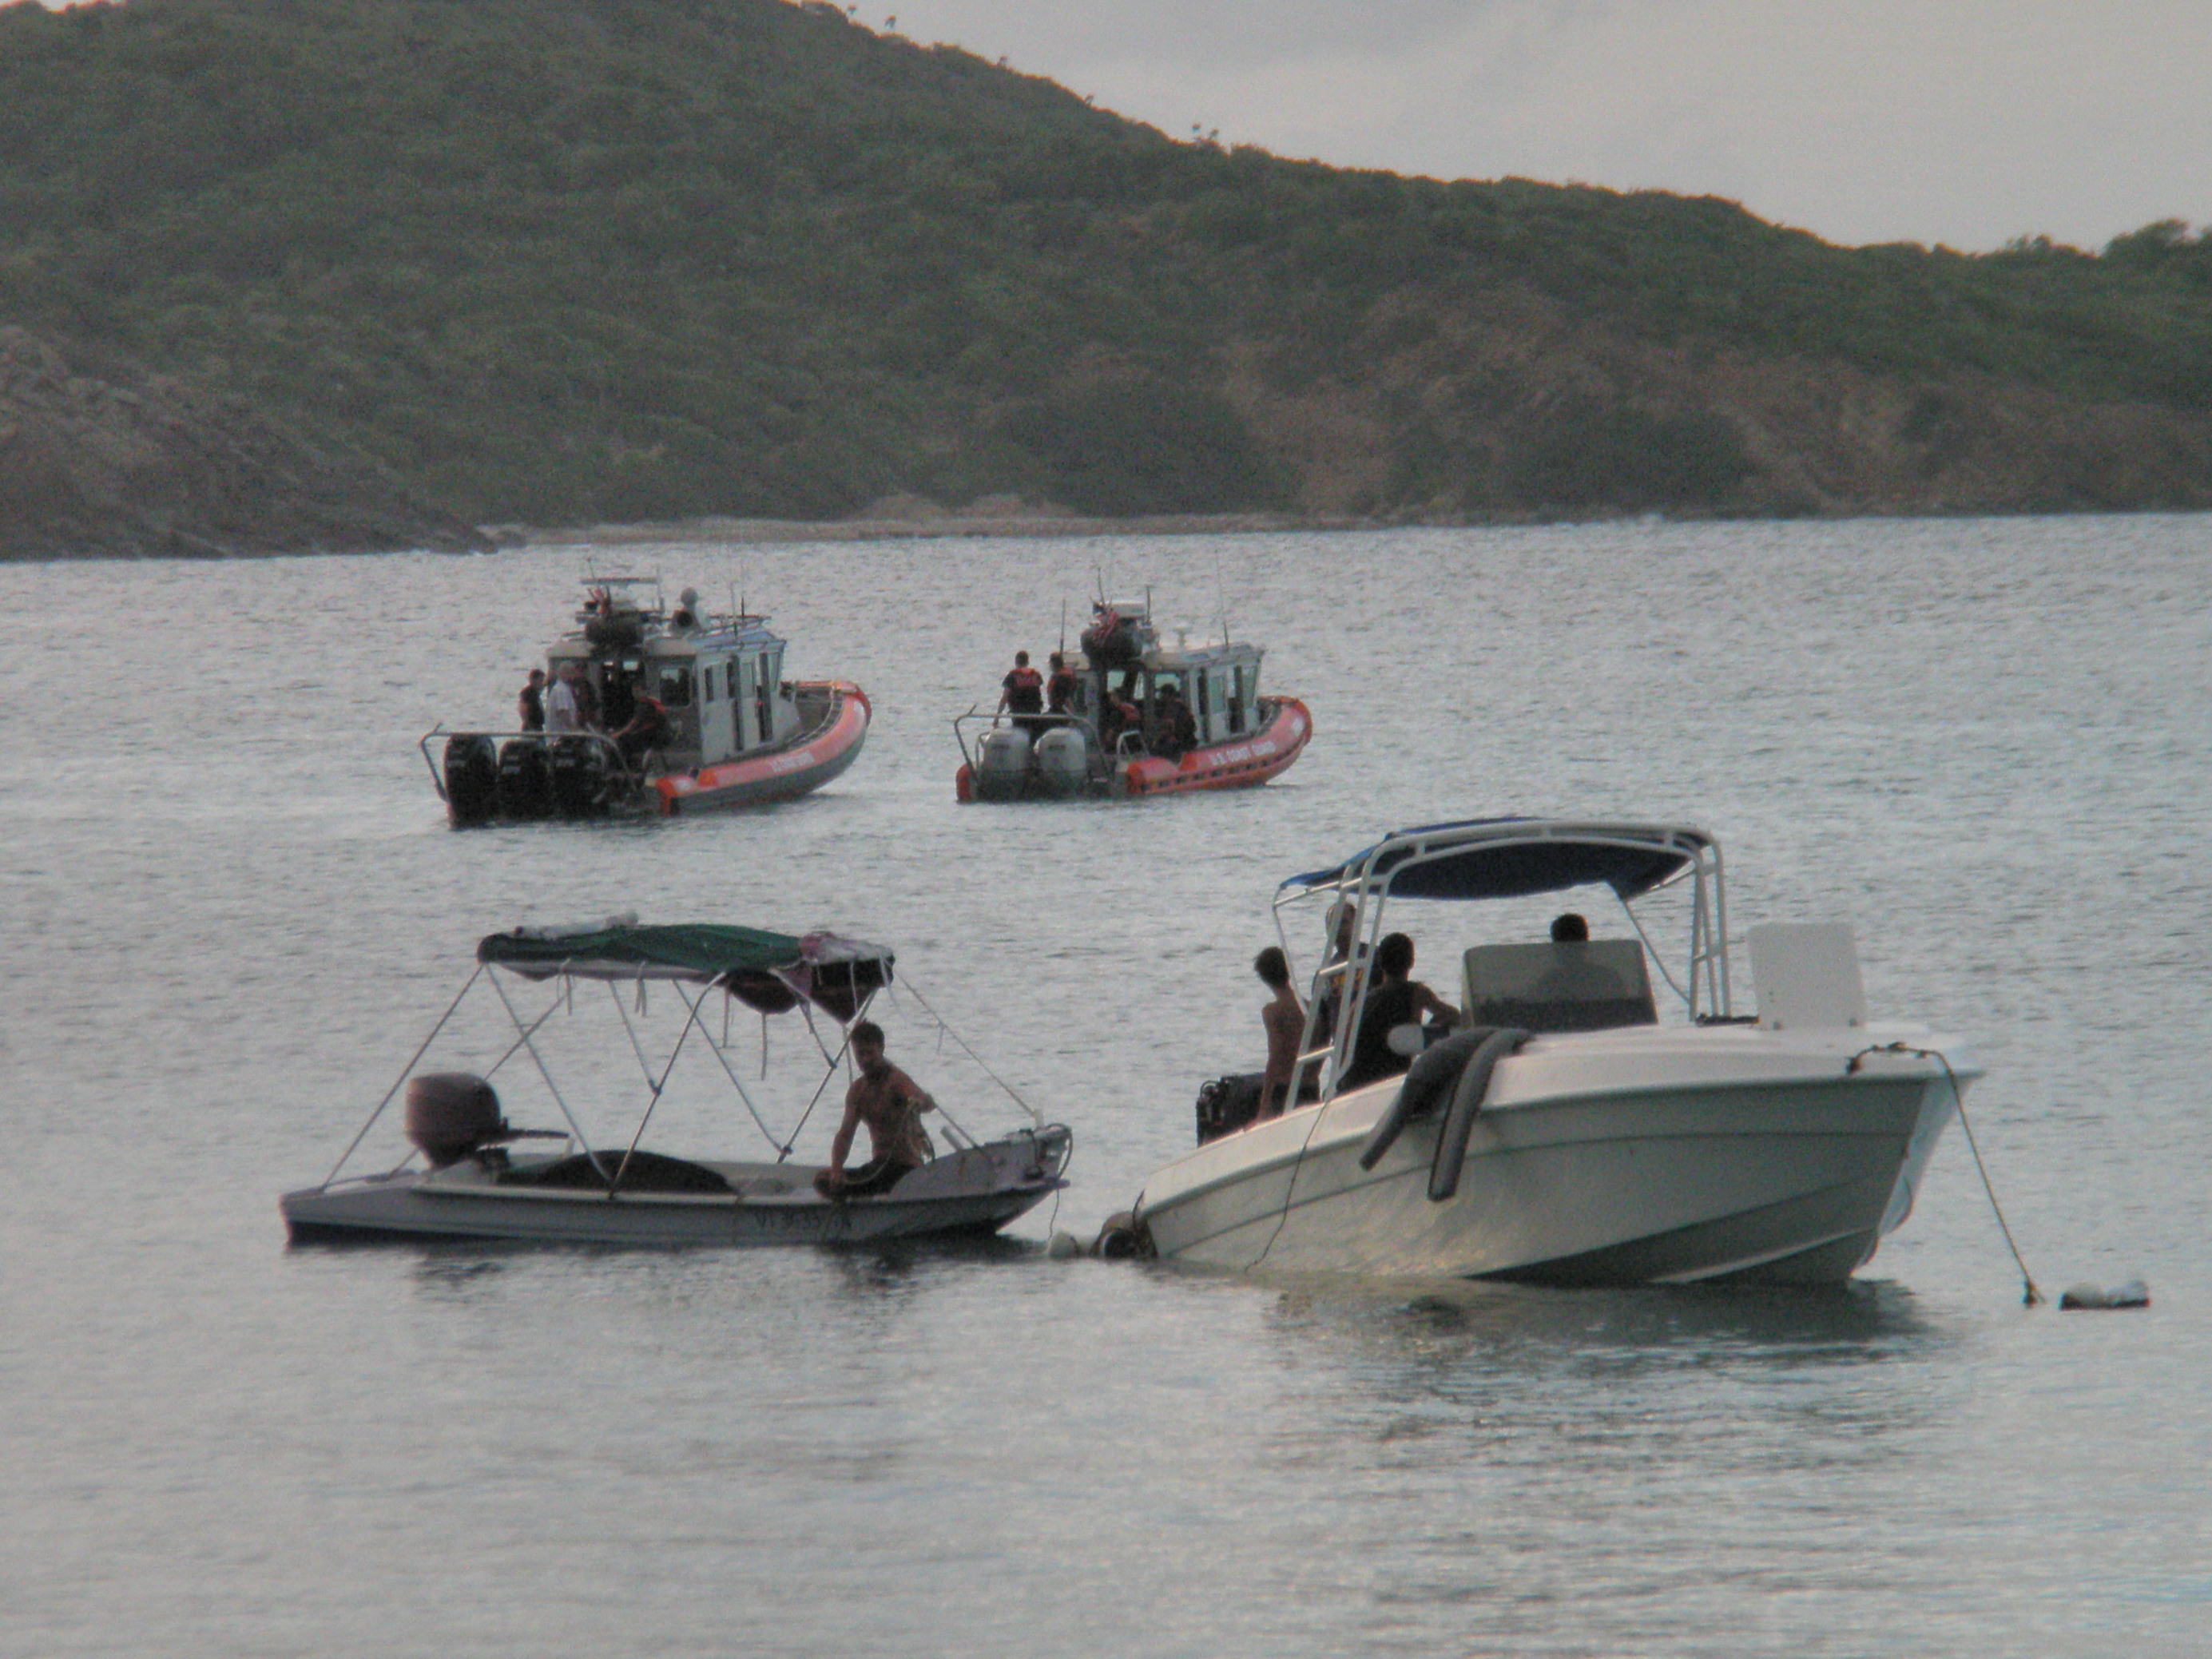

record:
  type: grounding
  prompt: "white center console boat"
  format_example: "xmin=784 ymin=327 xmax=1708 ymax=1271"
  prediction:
xmin=1131 ymin=819 xmax=1976 ymax=1285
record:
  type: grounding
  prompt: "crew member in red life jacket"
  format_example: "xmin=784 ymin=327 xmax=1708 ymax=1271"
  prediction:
xmin=1046 ymin=651 xmax=1078 ymax=716
xmin=614 ymin=692 xmax=669 ymax=771
xmin=998 ymin=650 xmax=1046 ymax=737
xmin=1100 ymin=683 xmax=1143 ymax=753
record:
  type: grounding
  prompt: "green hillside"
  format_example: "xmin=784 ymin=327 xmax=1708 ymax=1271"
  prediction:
xmin=3 ymin=0 xmax=2209 ymax=529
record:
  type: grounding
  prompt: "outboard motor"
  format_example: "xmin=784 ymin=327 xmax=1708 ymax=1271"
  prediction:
xmin=1033 ymin=726 xmax=1090 ymax=796
xmin=975 ymin=726 xmax=1033 ymax=800
xmin=404 ymin=1073 xmax=506 ymax=1167
xmin=496 ymin=737 xmax=554 ymax=819
xmin=442 ymin=734 xmax=498 ymax=827
xmin=549 ymin=735 xmax=611 ymax=817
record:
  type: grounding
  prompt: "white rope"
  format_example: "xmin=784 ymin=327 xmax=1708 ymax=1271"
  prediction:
xmin=896 ymin=974 xmax=1043 ymax=1127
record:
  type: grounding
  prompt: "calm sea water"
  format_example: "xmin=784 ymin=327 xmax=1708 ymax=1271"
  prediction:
xmin=2 ymin=515 xmax=2207 ymax=1657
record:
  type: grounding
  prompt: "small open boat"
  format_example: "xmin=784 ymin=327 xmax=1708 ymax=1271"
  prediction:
xmin=1129 ymin=819 xmax=1976 ymax=1285
xmin=423 ymin=576 xmax=868 ymax=825
xmin=954 ymin=594 xmax=1310 ymax=801
xmin=281 ymin=921 xmax=1072 ymax=1247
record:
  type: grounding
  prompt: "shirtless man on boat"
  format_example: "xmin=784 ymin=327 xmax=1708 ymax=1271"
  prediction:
xmin=815 ymin=1022 xmax=937 ymax=1199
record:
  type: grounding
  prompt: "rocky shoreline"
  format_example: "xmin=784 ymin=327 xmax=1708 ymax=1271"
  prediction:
xmin=0 ymin=327 xmax=488 ymax=562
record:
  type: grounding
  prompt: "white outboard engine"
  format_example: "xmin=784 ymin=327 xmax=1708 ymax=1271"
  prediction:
xmin=404 ymin=1073 xmax=506 ymax=1167
xmin=976 ymin=726 xmax=1033 ymax=798
xmin=1034 ymin=726 xmax=1090 ymax=795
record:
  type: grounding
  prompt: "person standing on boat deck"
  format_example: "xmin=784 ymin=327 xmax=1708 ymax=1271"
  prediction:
xmin=518 ymin=669 xmax=546 ymax=732
xmin=1256 ymin=946 xmax=1305 ymax=1117
xmin=815 ymin=1022 xmax=936 ymax=1200
xmin=1153 ymin=680 xmax=1197 ymax=760
xmin=999 ymin=650 xmax=1046 ymax=737
xmin=614 ymin=692 xmax=669 ymax=772
xmin=1340 ymin=932 xmax=1461 ymax=1092
xmin=1046 ymin=651 xmax=1078 ymax=716
xmin=546 ymin=661 xmax=583 ymax=732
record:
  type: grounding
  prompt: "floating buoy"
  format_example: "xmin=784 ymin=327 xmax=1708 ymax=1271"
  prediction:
xmin=2058 ymin=1279 xmax=2150 ymax=1311
xmin=1046 ymin=1230 xmax=1082 ymax=1260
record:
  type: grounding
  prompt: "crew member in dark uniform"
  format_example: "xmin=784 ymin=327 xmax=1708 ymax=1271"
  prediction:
xmin=1046 ymin=651 xmax=1078 ymax=716
xmin=518 ymin=669 xmax=546 ymax=732
xmin=999 ymin=649 xmax=1046 ymax=737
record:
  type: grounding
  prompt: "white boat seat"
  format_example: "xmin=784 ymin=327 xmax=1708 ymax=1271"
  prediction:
xmin=1461 ymin=940 xmax=1657 ymax=1034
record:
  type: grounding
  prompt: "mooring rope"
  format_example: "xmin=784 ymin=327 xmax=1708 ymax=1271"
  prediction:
xmin=1852 ymin=1042 xmax=2043 ymax=1306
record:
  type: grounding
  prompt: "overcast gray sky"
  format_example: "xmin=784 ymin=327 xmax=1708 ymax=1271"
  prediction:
xmin=879 ymin=0 xmax=2208 ymax=252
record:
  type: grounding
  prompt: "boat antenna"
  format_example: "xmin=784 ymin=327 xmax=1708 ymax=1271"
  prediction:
xmin=1058 ymin=597 xmax=1068 ymax=654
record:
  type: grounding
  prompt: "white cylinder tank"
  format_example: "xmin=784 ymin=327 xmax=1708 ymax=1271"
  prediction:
xmin=1034 ymin=726 xmax=1089 ymax=792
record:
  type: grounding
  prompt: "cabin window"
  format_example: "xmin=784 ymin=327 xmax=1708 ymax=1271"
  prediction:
xmin=1228 ymin=665 xmax=1246 ymax=733
xmin=656 ymin=663 xmax=694 ymax=707
xmin=1195 ymin=671 xmax=1212 ymax=740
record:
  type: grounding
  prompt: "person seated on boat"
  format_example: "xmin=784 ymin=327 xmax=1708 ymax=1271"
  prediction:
xmin=546 ymin=661 xmax=585 ymax=732
xmin=518 ymin=669 xmax=547 ymax=733
xmin=1534 ymin=911 xmax=1630 ymax=1000
xmin=1100 ymin=685 xmax=1144 ymax=754
xmin=999 ymin=649 xmax=1047 ymax=737
xmin=1255 ymin=946 xmax=1306 ymax=1118
xmin=1150 ymin=680 xmax=1197 ymax=760
xmin=815 ymin=1022 xmax=937 ymax=1200
xmin=614 ymin=693 xmax=669 ymax=771
xmin=1046 ymin=651 xmax=1078 ymax=716
xmin=1339 ymin=932 xmax=1461 ymax=1093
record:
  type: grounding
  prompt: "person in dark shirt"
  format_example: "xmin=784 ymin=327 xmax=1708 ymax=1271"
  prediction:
xmin=614 ymin=693 xmax=669 ymax=770
xmin=518 ymin=669 xmax=546 ymax=732
xmin=1339 ymin=932 xmax=1460 ymax=1092
xmin=1153 ymin=680 xmax=1197 ymax=759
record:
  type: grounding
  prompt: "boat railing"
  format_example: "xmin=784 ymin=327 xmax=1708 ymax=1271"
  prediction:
xmin=418 ymin=724 xmax=641 ymax=801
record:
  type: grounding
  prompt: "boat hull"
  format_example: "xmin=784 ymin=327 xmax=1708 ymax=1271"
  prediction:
xmin=1134 ymin=1028 xmax=1967 ymax=1286
xmin=956 ymin=697 xmax=1312 ymax=802
xmin=284 ymin=1134 xmax=1062 ymax=1248
xmin=654 ymin=681 xmax=868 ymax=815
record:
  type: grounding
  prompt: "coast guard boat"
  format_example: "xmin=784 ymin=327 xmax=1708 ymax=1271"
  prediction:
xmin=1129 ymin=819 xmax=1976 ymax=1285
xmin=281 ymin=920 xmax=1072 ymax=1247
xmin=954 ymin=594 xmax=1310 ymax=801
xmin=424 ymin=576 xmax=868 ymax=824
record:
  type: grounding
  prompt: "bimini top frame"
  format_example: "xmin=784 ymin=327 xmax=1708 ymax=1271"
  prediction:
xmin=1272 ymin=818 xmax=1731 ymax=1099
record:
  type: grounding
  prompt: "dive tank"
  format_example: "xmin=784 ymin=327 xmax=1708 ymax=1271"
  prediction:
xmin=443 ymin=734 xmax=498 ymax=827
xmin=1033 ymin=726 xmax=1090 ymax=795
xmin=975 ymin=726 xmax=1033 ymax=800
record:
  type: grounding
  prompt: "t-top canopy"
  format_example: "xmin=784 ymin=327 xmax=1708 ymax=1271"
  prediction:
xmin=1284 ymin=819 xmax=1717 ymax=903
xmin=479 ymin=922 xmax=893 ymax=1019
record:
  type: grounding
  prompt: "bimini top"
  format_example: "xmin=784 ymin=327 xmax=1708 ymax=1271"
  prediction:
xmin=478 ymin=921 xmax=892 ymax=1018
xmin=1283 ymin=819 xmax=1718 ymax=903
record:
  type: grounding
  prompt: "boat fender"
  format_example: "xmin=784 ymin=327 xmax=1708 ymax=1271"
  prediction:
xmin=1357 ymin=1027 xmax=1491 ymax=1171
xmin=2058 ymin=1280 xmax=2150 ymax=1310
xmin=1428 ymin=1027 xmax=1528 ymax=1202
xmin=1091 ymin=1210 xmax=1153 ymax=1260
xmin=1046 ymin=1230 xmax=1084 ymax=1260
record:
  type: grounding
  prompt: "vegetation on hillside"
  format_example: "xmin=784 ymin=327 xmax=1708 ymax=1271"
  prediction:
xmin=2 ymin=0 xmax=2207 ymax=526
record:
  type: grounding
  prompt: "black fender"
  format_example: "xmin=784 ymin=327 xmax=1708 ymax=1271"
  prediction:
xmin=1428 ymin=1028 xmax=1527 ymax=1202
xmin=1357 ymin=1027 xmax=1492 ymax=1171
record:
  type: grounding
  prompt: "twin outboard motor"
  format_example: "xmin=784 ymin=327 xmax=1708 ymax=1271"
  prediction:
xmin=549 ymin=735 xmax=612 ymax=816
xmin=404 ymin=1073 xmax=507 ymax=1167
xmin=443 ymin=735 xmax=498 ymax=827
xmin=975 ymin=727 xmax=1032 ymax=799
xmin=496 ymin=738 xmax=554 ymax=819
xmin=1033 ymin=727 xmax=1090 ymax=795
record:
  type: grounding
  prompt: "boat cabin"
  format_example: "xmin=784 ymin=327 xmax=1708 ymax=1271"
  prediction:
xmin=1068 ymin=597 xmax=1268 ymax=752
xmin=545 ymin=578 xmax=801 ymax=771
